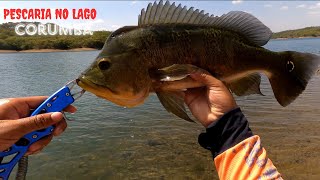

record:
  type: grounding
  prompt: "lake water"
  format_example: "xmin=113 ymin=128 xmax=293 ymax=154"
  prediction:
xmin=0 ymin=38 xmax=319 ymax=180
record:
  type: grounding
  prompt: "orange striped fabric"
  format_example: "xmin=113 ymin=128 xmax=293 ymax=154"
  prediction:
xmin=214 ymin=135 xmax=283 ymax=180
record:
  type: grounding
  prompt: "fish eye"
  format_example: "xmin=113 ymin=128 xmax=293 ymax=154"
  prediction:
xmin=286 ymin=61 xmax=294 ymax=72
xmin=98 ymin=59 xmax=111 ymax=70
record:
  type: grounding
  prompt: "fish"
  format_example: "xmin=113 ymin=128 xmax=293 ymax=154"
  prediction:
xmin=77 ymin=0 xmax=320 ymax=122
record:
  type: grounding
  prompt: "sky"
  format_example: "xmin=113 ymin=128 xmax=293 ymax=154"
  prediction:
xmin=1 ymin=1 xmax=320 ymax=32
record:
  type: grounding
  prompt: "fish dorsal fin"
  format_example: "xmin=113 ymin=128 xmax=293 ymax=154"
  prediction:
xmin=213 ymin=11 xmax=272 ymax=46
xmin=138 ymin=0 xmax=272 ymax=46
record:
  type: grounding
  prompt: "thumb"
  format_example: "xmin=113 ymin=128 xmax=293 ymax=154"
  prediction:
xmin=189 ymin=73 xmax=223 ymax=88
xmin=17 ymin=112 xmax=63 ymax=134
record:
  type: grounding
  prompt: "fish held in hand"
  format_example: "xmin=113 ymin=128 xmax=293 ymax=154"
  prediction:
xmin=77 ymin=0 xmax=320 ymax=122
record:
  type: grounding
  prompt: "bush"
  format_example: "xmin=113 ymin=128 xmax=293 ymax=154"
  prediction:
xmin=52 ymin=38 xmax=72 ymax=49
xmin=0 ymin=39 xmax=12 ymax=50
xmin=6 ymin=37 xmax=25 ymax=50
xmin=0 ymin=22 xmax=112 ymax=50
xmin=84 ymin=38 xmax=105 ymax=49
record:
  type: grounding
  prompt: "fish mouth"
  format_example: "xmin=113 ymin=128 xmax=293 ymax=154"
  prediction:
xmin=76 ymin=76 xmax=149 ymax=107
xmin=77 ymin=76 xmax=117 ymax=94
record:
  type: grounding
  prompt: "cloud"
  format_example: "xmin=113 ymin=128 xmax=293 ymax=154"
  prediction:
xmin=306 ymin=3 xmax=320 ymax=16
xmin=308 ymin=2 xmax=320 ymax=10
xmin=60 ymin=19 xmax=121 ymax=31
xmin=280 ymin=6 xmax=289 ymax=10
xmin=307 ymin=11 xmax=320 ymax=15
xmin=92 ymin=19 xmax=104 ymax=24
xmin=296 ymin=4 xmax=306 ymax=8
xmin=110 ymin=25 xmax=121 ymax=30
xmin=264 ymin=4 xmax=272 ymax=8
xmin=60 ymin=19 xmax=110 ymax=31
xmin=131 ymin=1 xmax=137 ymax=5
xmin=232 ymin=0 xmax=243 ymax=5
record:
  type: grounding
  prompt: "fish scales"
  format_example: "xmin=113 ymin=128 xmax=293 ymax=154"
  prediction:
xmin=140 ymin=25 xmax=266 ymax=79
xmin=77 ymin=1 xmax=320 ymax=121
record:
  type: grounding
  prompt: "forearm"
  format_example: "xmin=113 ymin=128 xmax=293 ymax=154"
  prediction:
xmin=198 ymin=108 xmax=282 ymax=180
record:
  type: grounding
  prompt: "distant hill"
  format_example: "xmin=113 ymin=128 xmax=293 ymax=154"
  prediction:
xmin=1 ymin=22 xmax=320 ymax=51
xmin=272 ymin=26 xmax=320 ymax=39
xmin=0 ymin=22 xmax=111 ymax=51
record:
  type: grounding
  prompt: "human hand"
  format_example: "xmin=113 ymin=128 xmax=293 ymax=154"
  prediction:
xmin=0 ymin=96 xmax=76 ymax=155
xmin=184 ymin=73 xmax=237 ymax=128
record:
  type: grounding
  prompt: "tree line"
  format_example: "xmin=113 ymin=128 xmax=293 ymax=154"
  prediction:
xmin=1 ymin=22 xmax=320 ymax=51
xmin=272 ymin=26 xmax=320 ymax=39
xmin=0 ymin=22 xmax=111 ymax=50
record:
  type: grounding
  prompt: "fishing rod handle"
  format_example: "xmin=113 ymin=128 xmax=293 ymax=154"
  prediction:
xmin=0 ymin=86 xmax=75 ymax=180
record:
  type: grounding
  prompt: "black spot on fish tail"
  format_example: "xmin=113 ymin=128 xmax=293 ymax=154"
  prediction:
xmin=269 ymin=51 xmax=320 ymax=106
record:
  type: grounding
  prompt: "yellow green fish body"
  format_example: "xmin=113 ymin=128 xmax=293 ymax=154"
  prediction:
xmin=77 ymin=1 xmax=320 ymax=122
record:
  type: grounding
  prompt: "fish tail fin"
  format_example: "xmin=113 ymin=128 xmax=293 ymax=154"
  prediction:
xmin=269 ymin=51 xmax=320 ymax=106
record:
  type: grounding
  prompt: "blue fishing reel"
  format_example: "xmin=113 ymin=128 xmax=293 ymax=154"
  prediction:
xmin=0 ymin=80 xmax=85 ymax=180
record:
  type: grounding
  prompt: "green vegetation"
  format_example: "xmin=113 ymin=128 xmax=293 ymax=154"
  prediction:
xmin=1 ymin=22 xmax=320 ymax=51
xmin=0 ymin=22 xmax=111 ymax=51
xmin=272 ymin=26 xmax=320 ymax=39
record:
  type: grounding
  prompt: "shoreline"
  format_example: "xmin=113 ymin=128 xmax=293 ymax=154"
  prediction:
xmin=272 ymin=36 xmax=320 ymax=40
xmin=0 ymin=36 xmax=319 ymax=53
xmin=0 ymin=48 xmax=99 ymax=53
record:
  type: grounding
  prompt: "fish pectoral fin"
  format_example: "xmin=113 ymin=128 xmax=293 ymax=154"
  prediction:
xmin=150 ymin=64 xmax=207 ymax=82
xmin=156 ymin=91 xmax=194 ymax=123
xmin=227 ymin=73 xmax=263 ymax=96
xmin=153 ymin=76 xmax=204 ymax=91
